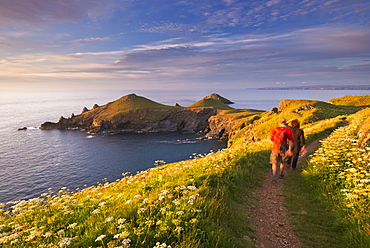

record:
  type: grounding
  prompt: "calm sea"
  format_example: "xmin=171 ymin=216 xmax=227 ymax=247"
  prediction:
xmin=1 ymin=89 xmax=368 ymax=203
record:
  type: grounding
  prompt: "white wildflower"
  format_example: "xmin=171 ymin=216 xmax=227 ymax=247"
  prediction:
xmin=153 ymin=242 xmax=172 ymax=248
xmin=92 ymin=209 xmax=101 ymax=214
xmin=58 ymin=237 xmax=73 ymax=247
xmin=138 ymin=208 xmax=146 ymax=213
xmin=43 ymin=231 xmax=53 ymax=238
xmin=187 ymin=186 xmax=198 ymax=190
xmin=105 ymin=216 xmax=114 ymax=222
xmin=118 ymin=218 xmax=126 ymax=224
xmin=95 ymin=235 xmax=106 ymax=242
xmin=67 ymin=223 xmax=77 ymax=229
xmin=122 ymin=238 xmax=131 ymax=247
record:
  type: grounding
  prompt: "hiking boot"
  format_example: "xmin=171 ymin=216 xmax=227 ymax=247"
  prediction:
xmin=272 ymin=175 xmax=277 ymax=182
xmin=279 ymin=173 xmax=284 ymax=179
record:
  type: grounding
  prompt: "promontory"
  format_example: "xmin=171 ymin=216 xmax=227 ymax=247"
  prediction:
xmin=40 ymin=93 xmax=261 ymax=140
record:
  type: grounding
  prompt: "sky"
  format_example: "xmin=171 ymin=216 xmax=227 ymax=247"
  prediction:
xmin=0 ymin=0 xmax=369 ymax=92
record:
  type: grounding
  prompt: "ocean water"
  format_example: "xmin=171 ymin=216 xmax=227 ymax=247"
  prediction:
xmin=0 ymin=89 xmax=369 ymax=203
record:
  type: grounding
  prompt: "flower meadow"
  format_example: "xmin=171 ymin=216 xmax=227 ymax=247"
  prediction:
xmin=0 ymin=138 xmax=270 ymax=247
xmin=307 ymin=109 xmax=370 ymax=243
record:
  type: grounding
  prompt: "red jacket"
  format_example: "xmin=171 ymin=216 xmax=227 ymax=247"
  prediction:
xmin=270 ymin=126 xmax=294 ymax=153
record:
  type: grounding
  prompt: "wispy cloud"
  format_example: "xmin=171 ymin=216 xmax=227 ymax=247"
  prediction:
xmin=0 ymin=0 xmax=125 ymax=27
xmin=66 ymin=37 xmax=110 ymax=44
xmin=280 ymin=24 xmax=370 ymax=60
xmin=0 ymin=41 xmax=15 ymax=48
xmin=0 ymin=0 xmax=368 ymax=90
xmin=1 ymin=23 xmax=368 ymax=86
xmin=139 ymin=21 xmax=195 ymax=33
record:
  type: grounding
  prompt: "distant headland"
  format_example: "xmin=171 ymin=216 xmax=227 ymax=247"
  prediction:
xmin=256 ymin=85 xmax=370 ymax=90
xmin=39 ymin=93 xmax=249 ymax=140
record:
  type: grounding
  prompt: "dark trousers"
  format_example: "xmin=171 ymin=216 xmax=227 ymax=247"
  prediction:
xmin=290 ymin=152 xmax=299 ymax=169
xmin=287 ymin=146 xmax=300 ymax=169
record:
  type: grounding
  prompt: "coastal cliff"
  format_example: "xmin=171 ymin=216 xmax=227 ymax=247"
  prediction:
xmin=41 ymin=107 xmax=219 ymax=133
xmin=40 ymin=93 xmax=238 ymax=137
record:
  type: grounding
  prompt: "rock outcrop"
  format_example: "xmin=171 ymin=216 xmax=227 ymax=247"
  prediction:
xmin=206 ymin=115 xmax=237 ymax=139
xmin=204 ymin=93 xmax=235 ymax=105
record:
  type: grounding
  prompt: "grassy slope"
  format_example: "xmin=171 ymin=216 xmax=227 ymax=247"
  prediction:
xmin=204 ymin=93 xmax=234 ymax=105
xmin=82 ymin=94 xmax=237 ymax=122
xmin=329 ymin=94 xmax=370 ymax=106
xmin=1 ymin=94 xmax=369 ymax=247
xmin=187 ymin=98 xmax=234 ymax=110
xmin=229 ymin=99 xmax=361 ymax=148
xmin=282 ymin=101 xmax=370 ymax=247
xmin=81 ymin=94 xmax=177 ymax=121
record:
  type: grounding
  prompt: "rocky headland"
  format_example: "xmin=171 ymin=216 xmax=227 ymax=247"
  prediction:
xmin=40 ymin=93 xmax=246 ymax=139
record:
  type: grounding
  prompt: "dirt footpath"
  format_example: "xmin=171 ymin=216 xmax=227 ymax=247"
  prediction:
xmin=250 ymin=139 xmax=321 ymax=248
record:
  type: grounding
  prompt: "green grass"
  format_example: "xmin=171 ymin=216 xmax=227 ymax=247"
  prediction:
xmin=284 ymin=162 xmax=358 ymax=248
xmin=84 ymin=94 xmax=177 ymax=120
xmin=329 ymin=94 xmax=370 ymax=107
xmin=186 ymin=98 xmax=234 ymax=110
xmin=284 ymin=109 xmax=370 ymax=248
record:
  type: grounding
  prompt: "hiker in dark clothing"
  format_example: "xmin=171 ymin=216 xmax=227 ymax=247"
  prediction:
xmin=270 ymin=118 xmax=294 ymax=181
xmin=288 ymin=119 xmax=306 ymax=170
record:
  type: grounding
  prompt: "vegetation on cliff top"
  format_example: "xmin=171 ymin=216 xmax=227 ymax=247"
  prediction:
xmin=81 ymin=93 xmax=177 ymax=120
xmin=329 ymin=94 xmax=370 ymax=107
xmin=79 ymin=93 xmax=235 ymax=122
xmin=186 ymin=98 xmax=234 ymax=110
xmin=229 ymin=97 xmax=366 ymax=148
xmin=203 ymin=93 xmax=234 ymax=105
xmin=1 ymin=94 xmax=369 ymax=247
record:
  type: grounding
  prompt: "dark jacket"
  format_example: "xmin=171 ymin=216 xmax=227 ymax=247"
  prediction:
xmin=291 ymin=126 xmax=305 ymax=153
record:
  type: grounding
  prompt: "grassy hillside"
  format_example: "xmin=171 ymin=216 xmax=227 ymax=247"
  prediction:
xmin=1 ymin=95 xmax=369 ymax=247
xmin=229 ymin=99 xmax=364 ymax=148
xmin=82 ymin=94 xmax=177 ymax=120
xmin=187 ymin=98 xmax=234 ymax=110
xmin=81 ymin=93 xmax=236 ymax=121
xmin=285 ymin=108 xmax=370 ymax=247
xmin=204 ymin=93 xmax=234 ymax=105
xmin=329 ymin=94 xmax=370 ymax=106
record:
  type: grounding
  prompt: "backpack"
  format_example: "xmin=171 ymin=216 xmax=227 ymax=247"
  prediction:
xmin=273 ymin=127 xmax=288 ymax=156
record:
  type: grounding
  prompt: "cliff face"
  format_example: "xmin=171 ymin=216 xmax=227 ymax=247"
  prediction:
xmin=206 ymin=115 xmax=238 ymax=139
xmin=41 ymin=107 xmax=218 ymax=134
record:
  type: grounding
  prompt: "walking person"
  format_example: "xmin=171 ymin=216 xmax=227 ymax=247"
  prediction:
xmin=288 ymin=119 xmax=306 ymax=170
xmin=269 ymin=118 xmax=294 ymax=181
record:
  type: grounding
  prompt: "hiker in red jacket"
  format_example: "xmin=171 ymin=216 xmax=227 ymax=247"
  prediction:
xmin=270 ymin=118 xmax=294 ymax=181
